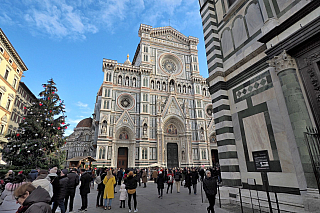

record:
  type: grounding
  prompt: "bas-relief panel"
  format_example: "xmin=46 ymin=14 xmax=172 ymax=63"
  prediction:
xmin=243 ymin=112 xmax=274 ymax=161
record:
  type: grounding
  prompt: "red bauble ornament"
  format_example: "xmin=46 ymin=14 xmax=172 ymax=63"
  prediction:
xmin=62 ymin=122 xmax=65 ymax=125
xmin=65 ymin=126 xmax=67 ymax=129
xmin=48 ymin=97 xmax=50 ymax=100
xmin=64 ymin=141 xmax=67 ymax=144
xmin=50 ymin=110 xmax=52 ymax=113
xmin=24 ymin=107 xmax=26 ymax=109
xmin=23 ymin=117 xmax=25 ymax=120
xmin=51 ymin=124 xmax=53 ymax=126
xmin=52 ymin=92 xmax=55 ymax=94
xmin=58 ymin=127 xmax=61 ymax=130
xmin=39 ymin=103 xmax=43 ymax=106
xmin=16 ymin=133 xmax=20 ymax=137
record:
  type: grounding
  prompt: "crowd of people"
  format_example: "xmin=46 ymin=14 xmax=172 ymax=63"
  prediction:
xmin=0 ymin=164 xmax=221 ymax=213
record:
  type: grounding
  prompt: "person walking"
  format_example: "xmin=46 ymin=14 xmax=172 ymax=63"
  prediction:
xmin=52 ymin=169 xmax=69 ymax=213
xmin=157 ymin=171 xmax=165 ymax=198
xmin=96 ymin=168 xmax=107 ymax=208
xmin=166 ymin=170 xmax=174 ymax=194
xmin=0 ymin=175 xmax=25 ymax=213
xmin=191 ymin=168 xmax=199 ymax=195
xmin=125 ymin=171 xmax=138 ymax=212
xmin=64 ymin=168 xmax=79 ymax=213
xmin=185 ymin=169 xmax=192 ymax=195
xmin=14 ymin=183 xmax=52 ymax=213
xmin=119 ymin=183 xmax=127 ymax=208
xmin=79 ymin=169 xmax=91 ymax=212
xmin=103 ymin=170 xmax=116 ymax=210
xmin=117 ymin=168 xmax=123 ymax=186
xmin=203 ymin=170 xmax=218 ymax=213
xmin=152 ymin=169 xmax=158 ymax=183
xmin=141 ymin=169 xmax=147 ymax=188
xmin=174 ymin=169 xmax=182 ymax=193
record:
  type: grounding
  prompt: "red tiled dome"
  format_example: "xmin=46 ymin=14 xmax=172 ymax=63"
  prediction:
xmin=76 ymin=117 xmax=92 ymax=128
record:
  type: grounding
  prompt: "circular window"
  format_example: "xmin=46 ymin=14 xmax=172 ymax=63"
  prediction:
xmin=118 ymin=94 xmax=134 ymax=110
xmin=159 ymin=54 xmax=182 ymax=75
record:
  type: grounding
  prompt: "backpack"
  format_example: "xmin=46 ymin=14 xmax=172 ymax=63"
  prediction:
xmin=95 ymin=175 xmax=102 ymax=184
xmin=168 ymin=174 xmax=173 ymax=183
xmin=175 ymin=173 xmax=180 ymax=181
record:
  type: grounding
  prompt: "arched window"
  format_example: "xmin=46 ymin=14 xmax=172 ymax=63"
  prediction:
xmin=133 ymin=77 xmax=136 ymax=87
xmin=169 ymin=79 xmax=175 ymax=92
xmin=151 ymin=80 xmax=154 ymax=89
xmin=166 ymin=124 xmax=177 ymax=134
xmin=178 ymin=84 xmax=181 ymax=93
xmin=188 ymin=86 xmax=192 ymax=93
xmin=125 ymin=76 xmax=129 ymax=86
xmin=202 ymin=88 xmax=206 ymax=96
xmin=162 ymin=82 xmax=166 ymax=91
xmin=183 ymin=85 xmax=186 ymax=93
xmin=157 ymin=81 xmax=161 ymax=90
xmin=142 ymin=148 xmax=148 ymax=159
xmin=99 ymin=147 xmax=106 ymax=159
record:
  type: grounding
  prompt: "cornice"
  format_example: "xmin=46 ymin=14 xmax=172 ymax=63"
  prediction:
xmin=0 ymin=28 xmax=27 ymax=71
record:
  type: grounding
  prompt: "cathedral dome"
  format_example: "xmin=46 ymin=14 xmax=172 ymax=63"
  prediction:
xmin=76 ymin=117 xmax=93 ymax=128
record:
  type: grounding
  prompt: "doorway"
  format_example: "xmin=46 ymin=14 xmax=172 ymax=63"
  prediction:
xmin=167 ymin=143 xmax=179 ymax=168
xmin=117 ymin=147 xmax=128 ymax=169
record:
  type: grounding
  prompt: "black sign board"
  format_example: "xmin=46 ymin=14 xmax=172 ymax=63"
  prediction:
xmin=253 ymin=150 xmax=270 ymax=171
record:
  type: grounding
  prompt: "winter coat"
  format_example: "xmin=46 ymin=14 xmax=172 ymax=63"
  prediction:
xmin=167 ymin=173 xmax=174 ymax=183
xmin=185 ymin=172 xmax=192 ymax=187
xmin=98 ymin=172 xmax=107 ymax=191
xmin=191 ymin=171 xmax=199 ymax=184
xmin=32 ymin=174 xmax=53 ymax=197
xmin=119 ymin=183 xmax=127 ymax=200
xmin=117 ymin=170 xmax=123 ymax=180
xmin=67 ymin=172 xmax=79 ymax=190
xmin=142 ymin=171 xmax=147 ymax=183
xmin=152 ymin=170 xmax=158 ymax=179
xmin=199 ymin=169 xmax=205 ymax=178
xmin=56 ymin=175 xmax=68 ymax=200
xmin=174 ymin=171 xmax=182 ymax=181
xmin=80 ymin=172 xmax=91 ymax=195
xmin=103 ymin=175 xmax=116 ymax=199
xmin=125 ymin=175 xmax=137 ymax=190
xmin=27 ymin=170 xmax=38 ymax=182
xmin=203 ymin=176 xmax=217 ymax=196
xmin=157 ymin=174 xmax=165 ymax=189
xmin=46 ymin=173 xmax=59 ymax=202
xmin=0 ymin=183 xmax=24 ymax=213
xmin=23 ymin=186 xmax=52 ymax=213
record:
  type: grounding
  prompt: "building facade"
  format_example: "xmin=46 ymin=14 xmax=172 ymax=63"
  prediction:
xmin=62 ymin=117 xmax=95 ymax=165
xmin=93 ymin=24 xmax=217 ymax=169
xmin=199 ymin=0 xmax=320 ymax=211
xmin=7 ymin=82 xmax=37 ymax=135
xmin=0 ymin=29 xmax=27 ymax=163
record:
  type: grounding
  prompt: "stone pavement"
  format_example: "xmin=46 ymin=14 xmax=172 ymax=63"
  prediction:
xmin=68 ymin=180 xmax=231 ymax=213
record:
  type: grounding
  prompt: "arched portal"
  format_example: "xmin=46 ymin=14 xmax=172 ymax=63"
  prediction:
xmin=114 ymin=126 xmax=135 ymax=168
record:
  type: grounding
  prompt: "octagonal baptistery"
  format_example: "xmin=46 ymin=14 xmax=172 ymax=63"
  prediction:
xmin=94 ymin=24 xmax=218 ymax=169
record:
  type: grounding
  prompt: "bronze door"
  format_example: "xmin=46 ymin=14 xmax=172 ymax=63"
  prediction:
xmin=117 ymin=147 xmax=128 ymax=169
xmin=167 ymin=143 xmax=178 ymax=168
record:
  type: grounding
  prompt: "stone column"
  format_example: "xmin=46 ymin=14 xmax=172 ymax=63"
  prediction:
xmin=268 ymin=51 xmax=316 ymax=189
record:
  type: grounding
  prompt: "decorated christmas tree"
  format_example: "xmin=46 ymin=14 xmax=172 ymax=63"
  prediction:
xmin=1 ymin=79 xmax=69 ymax=169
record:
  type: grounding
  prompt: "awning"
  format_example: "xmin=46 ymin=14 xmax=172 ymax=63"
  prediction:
xmin=67 ymin=156 xmax=96 ymax=162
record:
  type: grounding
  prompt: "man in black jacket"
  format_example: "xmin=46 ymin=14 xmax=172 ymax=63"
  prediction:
xmin=203 ymin=170 xmax=217 ymax=213
xmin=65 ymin=168 xmax=79 ymax=213
xmin=52 ymin=169 xmax=69 ymax=213
xmin=191 ymin=168 xmax=199 ymax=195
xmin=79 ymin=169 xmax=91 ymax=212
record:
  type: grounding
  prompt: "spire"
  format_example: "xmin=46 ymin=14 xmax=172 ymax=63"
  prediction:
xmin=124 ymin=54 xmax=131 ymax=65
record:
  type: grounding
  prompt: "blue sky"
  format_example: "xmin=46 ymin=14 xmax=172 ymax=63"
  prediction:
xmin=1 ymin=0 xmax=208 ymax=135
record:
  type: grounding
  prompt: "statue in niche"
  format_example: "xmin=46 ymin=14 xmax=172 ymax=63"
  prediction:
xmin=162 ymin=83 xmax=166 ymax=91
xmin=183 ymin=86 xmax=186 ymax=93
xmin=182 ymin=151 xmax=185 ymax=161
xmin=143 ymin=123 xmax=148 ymax=136
xmin=118 ymin=76 xmax=122 ymax=84
xmin=133 ymin=78 xmax=136 ymax=87
xmin=125 ymin=77 xmax=129 ymax=86
xmin=101 ymin=120 xmax=107 ymax=134
xmin=157 ymin=82 xmax=160 ymax=90
xmin=151 ymin=81 xmax=154 ymax=89
xmin=200 ymin=127 xmax=204 ymax=140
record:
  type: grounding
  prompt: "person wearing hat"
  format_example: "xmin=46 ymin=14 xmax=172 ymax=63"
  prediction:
xmin=52 ymin=169 xmax=69 ymax=213
xmin=65 ymin=168 xmax=79 ymax=213
xmin=32 ymin=169 xmax=53 ymax=197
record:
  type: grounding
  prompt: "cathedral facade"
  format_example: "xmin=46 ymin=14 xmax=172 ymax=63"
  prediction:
xmin=93 ymin=24 xmax=217 ymax=168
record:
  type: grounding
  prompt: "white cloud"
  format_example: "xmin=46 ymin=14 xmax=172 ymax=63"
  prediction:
xmin=76 ymin=101 xmax=88 ymax=108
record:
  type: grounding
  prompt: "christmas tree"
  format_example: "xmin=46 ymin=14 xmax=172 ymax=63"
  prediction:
xmin=1 ymin=79 xmax=69 ymax=169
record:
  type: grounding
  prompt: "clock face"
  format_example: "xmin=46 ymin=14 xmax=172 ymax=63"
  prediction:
xmin=162 ymin=59 xmax=177 ymax=74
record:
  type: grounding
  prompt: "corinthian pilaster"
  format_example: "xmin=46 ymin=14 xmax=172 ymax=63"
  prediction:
xmin=267 ymin=50 xmax=296 ymax=75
